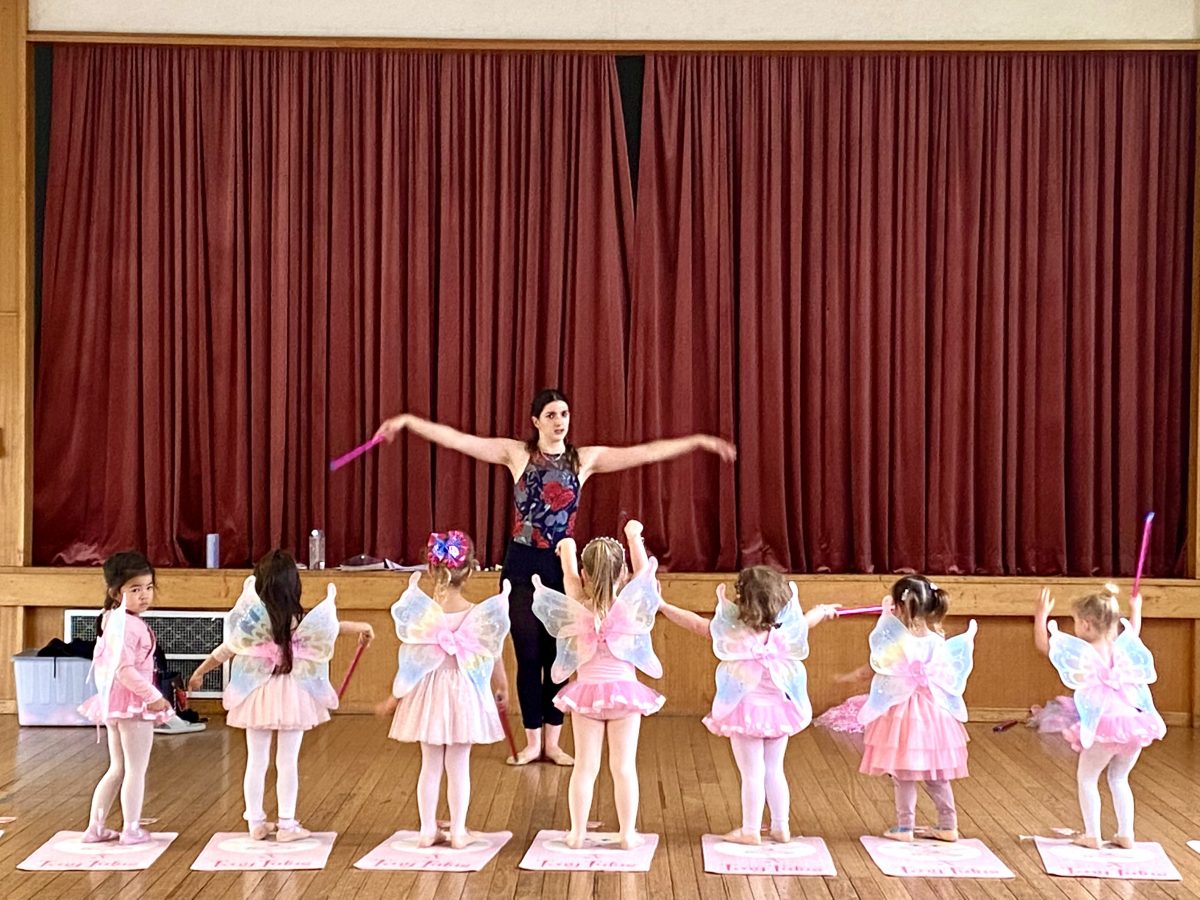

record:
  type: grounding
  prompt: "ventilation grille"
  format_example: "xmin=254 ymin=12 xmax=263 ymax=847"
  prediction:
xmin=64 ymin=610 xmax=227 ymax=699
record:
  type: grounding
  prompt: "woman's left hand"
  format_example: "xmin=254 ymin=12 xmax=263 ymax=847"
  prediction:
xmin=697 ymin=435 xmax=737 ymax=462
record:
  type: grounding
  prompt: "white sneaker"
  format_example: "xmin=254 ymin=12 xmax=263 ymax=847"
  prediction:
xmin=154 ymin=715 xmax=207 ymax=735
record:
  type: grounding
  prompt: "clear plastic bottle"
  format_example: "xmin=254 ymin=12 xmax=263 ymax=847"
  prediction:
xmin=308 ymin=529 xmax=326 ymax=570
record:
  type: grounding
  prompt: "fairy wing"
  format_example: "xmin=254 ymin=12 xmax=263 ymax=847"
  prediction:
xmin=858 ymin=612 xmax=920 ymax=725
xmin=924 ymin=620 xmax=978 ymax=723
xmin=90 ymin=600 xmax=129 ymax=721
xmin=289 ymin=585 xmax=340 ymax=709
xmin=761 ymin=589 xmax=813 ymax=722
xmin=223 ymin=588 xmax=278 ymax=709
xmin=1112 ymin=621 xmax=1162 ymax=717
xmin=532 ymin=576 xmax=598 ymax=683
xmin=390 ymin=573 xmax=450 ymax=697
xmin=451 ymin=582 xmax=512 ymax=695
xmin=601 ymin=558 xmax=663 ymax=678
xmin=1047 ymin=621 xmax=1107 ymax=747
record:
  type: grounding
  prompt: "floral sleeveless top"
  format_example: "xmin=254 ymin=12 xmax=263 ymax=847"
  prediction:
xmin=511 ymin=451 xmax=580 ymax=549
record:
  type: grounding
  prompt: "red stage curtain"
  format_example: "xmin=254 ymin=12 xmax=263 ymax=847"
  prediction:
xmin=626 ymin=53 xmax=1194 ymax=575
xmin=35 ymin=46 xmax=635 ymax=566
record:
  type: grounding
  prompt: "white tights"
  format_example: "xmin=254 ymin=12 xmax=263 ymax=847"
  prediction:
xmin=416 ymin=743 xmax=473 ymax=839
xmin=88 ymin=719 xmax=154 ymax=832
xmin=244 ymin=728 xmax=304 ymax=827
xmin=568 ymin=714 xmax=642 ymax=842
xmin=1077 ymin=744 xmax=1141 ymax=840
xmin=730 ymin=735 xmax=791 ymax=835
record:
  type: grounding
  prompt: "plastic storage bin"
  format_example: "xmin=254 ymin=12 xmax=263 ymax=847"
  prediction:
xmin=11 ymin=651 xmax=94 ymax=726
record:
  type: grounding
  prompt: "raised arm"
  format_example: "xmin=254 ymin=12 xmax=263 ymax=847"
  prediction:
xmin=658 ymin=601 xmax=711 ymax=637
xmin=578 ymin=434 xmax=736 ymax=480
xmin=376 ymin=413 xmax=528 ymax=476
xmin=556 ymin=538 xmax=585 ymax=600
xmin=1128 ymin=590 xmax=1143 ymax=637
xmin=624 ymin=519 xmax=650 ymax=575
xmin=1033 ymin=587 xmax=1054 ymax=656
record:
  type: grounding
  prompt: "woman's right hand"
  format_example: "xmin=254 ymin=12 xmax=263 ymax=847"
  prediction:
xmin=186 ymin=673 xmax=204 ymax=692
xmin=374 ymin=414 xmax=411 ymax=443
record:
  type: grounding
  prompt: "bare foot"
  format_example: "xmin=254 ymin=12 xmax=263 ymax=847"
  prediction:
xmin=416 ymin=830 xmax=448 ymax=848
xmin=1111 ymin=834 xmax=1135 ymax=849
xmin=506 ymin=744 xmax=542 ymax=766
xmin=564 ymin=831 xmax=586 ymax=849
xmin=769 ymin=827 xmax=792 ymax=844
xmin=543 ymin=745 xmax=574 ymax=766
xmin=720 ymin=828 xmax=761 ymax=846
xmin=449 ymin=831 xmax=476 ymax=849
xmin=619 ymin=832 xmax=644 ymax=850
xmin=1071 ymin=835 xmax=1101 ymax=850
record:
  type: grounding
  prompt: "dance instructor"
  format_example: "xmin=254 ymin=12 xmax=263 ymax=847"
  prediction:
xmin=376 ymin=388 xmax=735 ymax=765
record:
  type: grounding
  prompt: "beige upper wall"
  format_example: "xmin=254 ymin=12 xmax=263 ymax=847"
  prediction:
xmin=26 ymin=0 xmax=1200 ymax=41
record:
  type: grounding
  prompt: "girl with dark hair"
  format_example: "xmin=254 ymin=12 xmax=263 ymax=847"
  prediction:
xmin=189 ymin=549 xmax=374 ymax=841
xmin=376 ymin=388 xmax=735 ymax=765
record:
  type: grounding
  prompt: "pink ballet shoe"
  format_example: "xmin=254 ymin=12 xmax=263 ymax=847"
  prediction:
xmin=248 ymin=821 xmax=277 ymax=841
xmin=276 ymin=824 xmax=312 ymax=843
xmin=1071 ymin=834 xmax=1102 ymax=850
xmin=1111 ymin=834 xmax=1135 ymax=849
xmin=119 ymin=826 xmax=152 ymax=845
xmin=81 ymin=822 xmax=119 ymax=843
xmin=883 ymin=827 xmax=914 ymax=842
xmin=928 ymin=827 xmax=959 ymax=842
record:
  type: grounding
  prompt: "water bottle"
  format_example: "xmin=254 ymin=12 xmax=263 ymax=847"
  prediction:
xmin=308 ymin=529 xmax=326 ymax=570
xmin=205 ymin=533 xmax=220 ymax=568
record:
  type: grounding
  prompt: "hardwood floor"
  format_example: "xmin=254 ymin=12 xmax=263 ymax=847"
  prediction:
xmin=0 ymin=716 xmax=1196 ymax=898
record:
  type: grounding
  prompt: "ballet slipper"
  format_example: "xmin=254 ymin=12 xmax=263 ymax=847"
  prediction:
xmin=276 ymin=825 xmax=312 ymax=843
xmin=506 ymin=745 xmax=542 ymax=766
xmin=1111 ymin=834 xmax=1135 ymax=849
xmin=720 ymin=828 xmax=761 ymax=846
xmin=1071 ymin=834 xmax=1102 ymax=850
xmin=542 ymin=745 xmax=574 ymax=766
xmin=248 ymin=821 xmax=276 ymax=841
xmin=618 ymin=831 xmax=645 ymax=850
xmin=118 ymin=826 xmax=152 ymax=846
xmin=81 ymin=821 xmax=120 ymax=843
xmin=769 ymin=826 xmax=793 ymax=843
xmin=928 ymin=827 xmax=959 ymax=842
xmin=882 ymin=827 xmax=914 ymax=842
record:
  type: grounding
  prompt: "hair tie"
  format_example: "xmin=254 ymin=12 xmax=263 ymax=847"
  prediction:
xmin=427 ymin=531 xmax=470 ymax=569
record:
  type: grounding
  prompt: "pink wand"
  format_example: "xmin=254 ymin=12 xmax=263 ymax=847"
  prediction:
xmin=836 ymin=605 xmax=883 ymax=617
xmin=337 ymin=643 xmax=367 ymax=700
xmin=1131 ymin=512 xmax=1155 ymax=599
xmin=329 ymin=435 xmax=385 ymax=472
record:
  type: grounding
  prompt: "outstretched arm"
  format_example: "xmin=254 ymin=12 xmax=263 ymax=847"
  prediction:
xmin=579 ymin=434 xmax=736 ymax=480
xmin=624 ymin=519 xmax=650 ymax=575
xmin=376 ymin=413 xmax=527 ymax=475
xmin=1128 ymin=590 xmax=1143 ymax=637
xmin=1033 ymin=587 xmax=1054 ymax=656
xmin=658 ymin=601 xmax=711 ymax=637
xmin=556 ymin=538 xmax=585 ymax=600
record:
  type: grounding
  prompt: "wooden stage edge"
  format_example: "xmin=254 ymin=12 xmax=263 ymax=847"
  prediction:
xmin=0 ymin=567 xmax=1197 ymax=615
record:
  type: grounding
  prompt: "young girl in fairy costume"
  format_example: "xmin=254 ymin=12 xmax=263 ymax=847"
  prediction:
xmin=377 ymin=531 xmax=511 ymax=848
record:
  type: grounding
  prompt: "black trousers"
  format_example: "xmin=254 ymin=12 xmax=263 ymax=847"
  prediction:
xmin=502 ymin=541 xmax=567 ymax=729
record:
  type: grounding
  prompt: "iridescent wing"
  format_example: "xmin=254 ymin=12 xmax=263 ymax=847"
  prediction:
xmin=452 ymin=582 xmax=512 ymax=694
xmin=390 ymin=574 xmax=449 ymax=697
xmin=858 ymin=612 xmax=919 ymax=725
xmin=1047 ymin=621 xmax=1105 ymax=747
xmin=226 ymin=575 xmax=259 ymax=634
xmin=532 ymin=576 xmax=598 ymax=683
xmin=602 ymin=559 xmax=663 ymax=678
xmin=1111 ymin=622 xmax=1162 ymax=720
xmin=289 ymin=585 xmax=340 ymax=710
xmin=712 ymin=659 xmax=764 ymax=718
xmin=224 ymin=590 xmax=277 ymax=710
xmin=925 ymin=620 xmax=978 ymax=722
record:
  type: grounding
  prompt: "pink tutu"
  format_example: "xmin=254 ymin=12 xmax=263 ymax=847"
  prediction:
xmin=79 ymin=684 xmax=173 ymax=725
xmin=1063 ymin=710 xmax=1166 ymax=753
xmin=390 ymin=661 xmax=504 ymax=745
xmin=815 ymin=695 xmax=868 ymax=734
xmin=554 ymin=680 xmax=665 ymax=721
xmin=860 ymin=691 xmax=969 ymax=781
xmin=704 ymin=681 xmax=810 ymax=739
xmin=226 ymin=674 xmax=333 ymax=731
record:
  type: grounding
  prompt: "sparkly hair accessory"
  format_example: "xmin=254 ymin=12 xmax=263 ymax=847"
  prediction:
xmin=583 ymin=536 xmax=625 ymax=557
xmin=427 ymin=531 xmax=470 ymax=568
